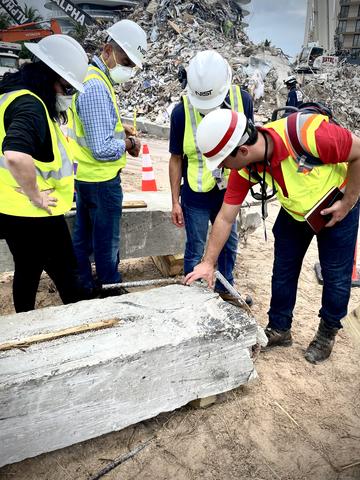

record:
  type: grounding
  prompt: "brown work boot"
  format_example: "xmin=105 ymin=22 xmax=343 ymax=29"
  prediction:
xmin=304 ymin=319 xmax=338 ymax=364
xmin=264 ymin=327 xmax=293 ymax=348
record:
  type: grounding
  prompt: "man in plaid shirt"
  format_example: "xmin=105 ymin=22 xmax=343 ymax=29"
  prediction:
xmin=70 ymin=20 xmax=147 ymax=297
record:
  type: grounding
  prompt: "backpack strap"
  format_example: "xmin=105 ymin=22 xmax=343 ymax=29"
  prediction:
xmin=286 ymin=112 xmax=323 ymax=172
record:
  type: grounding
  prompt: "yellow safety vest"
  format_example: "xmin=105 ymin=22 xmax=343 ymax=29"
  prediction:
xmin=183 ymin=85 xmax=244 ymax=192
xmin=0 ymin=89 xmax=74 ymax=217
xmin=67 ymin=65 xmax=126 ymax=182
xmin=239 ymin=114 xmax=348 ymax=221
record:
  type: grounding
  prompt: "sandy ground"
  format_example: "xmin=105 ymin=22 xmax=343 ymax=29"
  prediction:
xmin=1 ymin=138 xmax=360 ymax=480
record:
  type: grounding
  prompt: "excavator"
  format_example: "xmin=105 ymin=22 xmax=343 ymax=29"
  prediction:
xmin=0 ymin=0 xmax=95 ymax=76
xmin=0 ymin=19 xmax=63 ymax=78
xmin=0 ymin=18 xmax=62 ymax=43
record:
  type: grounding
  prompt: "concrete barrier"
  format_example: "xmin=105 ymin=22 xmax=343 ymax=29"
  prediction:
xmin=122 ymin=116 xmax=170 ymax=140
xmin=0 ymin=192 xmax=185 ymax=272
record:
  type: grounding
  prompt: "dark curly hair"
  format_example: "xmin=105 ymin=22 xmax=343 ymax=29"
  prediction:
xmin=0 ymin=60 xmax=65 ymax=122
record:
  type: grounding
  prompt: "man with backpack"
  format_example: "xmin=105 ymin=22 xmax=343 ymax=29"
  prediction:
xmin=184 ymin=108 xmax=360 ymax=364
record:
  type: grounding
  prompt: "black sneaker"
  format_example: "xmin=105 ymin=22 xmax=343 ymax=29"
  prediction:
xmin=264 ymin=327 xmax=293 ymax=348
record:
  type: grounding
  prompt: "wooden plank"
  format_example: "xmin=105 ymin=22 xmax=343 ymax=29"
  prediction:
xmin=71 ymin=200 xmax=147 ymax=211
xmin=0 ymin=318 xmax=120 ymax=352
xmin=152 ymin=254 xmax=184 ymax=277
xmin=167 ymin=20 xmax=182 ymax=34
xmin=123 ymin=200 xmax=147 ymax=209
xmin=342 ymin=304 xmax=360 ymax=346
xmin=189 ymin=395 xmax=218 ymax=409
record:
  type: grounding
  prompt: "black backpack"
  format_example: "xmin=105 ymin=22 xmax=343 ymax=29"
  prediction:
xmin=271 ymin=102 xmax=340 ymax=168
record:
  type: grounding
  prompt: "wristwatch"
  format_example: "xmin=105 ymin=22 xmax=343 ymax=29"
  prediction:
xmin=128 ymin=136 xmax=136 ymax=150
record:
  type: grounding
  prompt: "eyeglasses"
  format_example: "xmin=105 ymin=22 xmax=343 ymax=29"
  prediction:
xmin=62 ymin=85 xmax=77 ymax=96
xmin=59 ymin=80 xmax=77 ymax=96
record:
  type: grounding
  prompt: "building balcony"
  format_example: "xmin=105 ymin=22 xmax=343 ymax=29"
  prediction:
xmin=340 ymin=29 xmax=360 ymax=34
xmin=340 ymin=0 xmax=360 ymax=4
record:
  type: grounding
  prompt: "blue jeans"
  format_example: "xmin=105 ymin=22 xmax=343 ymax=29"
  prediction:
xmin=181 ymin=200 xmax=238 ymax=292
xmin=73 ymin=175 xmax=123 ymax=290
xmin=268 ymin=204 xmax=360 ymax=330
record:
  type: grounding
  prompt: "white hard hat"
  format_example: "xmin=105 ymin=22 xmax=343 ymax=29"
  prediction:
xmin=25 ymin=34 xmax=88 ymax=93
xmin=196 ymin=109 xmax=248 ymax=171
xmin=106 ymin=19 xmax=147 ymax=68
xmin=284 ymin=75 xmax=297 ymax=85
xmin=186 ymin=50 xmax=232 ymax=111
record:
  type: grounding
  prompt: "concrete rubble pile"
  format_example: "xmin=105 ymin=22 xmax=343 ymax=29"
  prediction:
xmin=78 ymin=4 xmax=360 ymax=131
xmin=300 ymin=64 xmax=360 ymax=136
xmin=122 ymin=0 xmax=251 ymax=123
xmin=80 ymin=0 xmax=290 ymax=124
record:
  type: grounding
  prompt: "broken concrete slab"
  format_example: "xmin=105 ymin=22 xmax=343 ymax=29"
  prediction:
xmin=0 ymin=284 xmax=258 ymax=467
xmin=0 ymin=192 xmax=185 ymax=272
xmin=122 ymin=116 xmax=170 ymax=139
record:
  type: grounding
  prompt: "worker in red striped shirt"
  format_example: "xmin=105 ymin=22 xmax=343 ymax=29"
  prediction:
xmin=185 ymin=109 xmax=360 ymax=364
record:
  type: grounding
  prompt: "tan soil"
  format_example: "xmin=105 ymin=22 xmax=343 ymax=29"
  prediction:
xmin=1 ymin=139 xmax=360 ymax=480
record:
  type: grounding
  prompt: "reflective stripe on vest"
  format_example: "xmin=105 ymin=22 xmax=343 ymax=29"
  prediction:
xmin=183 ymin=85 xmax=244 ymax=193
xmin=68 ymin=65 xmax=126 ymax=182
xmin=238 ymin=115 xmax=348 ymax=221
xmin=0 ymin=89 xmax=74 ymax=217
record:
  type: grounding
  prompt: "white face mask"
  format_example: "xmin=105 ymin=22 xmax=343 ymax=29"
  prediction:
xmin=109 ymin=52 xmax=133 ymax=84
xmin=55 ymin=94 xmax=73 ymax=112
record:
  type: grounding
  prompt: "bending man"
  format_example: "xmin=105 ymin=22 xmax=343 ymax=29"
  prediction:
xmin=185 ymin=109 xmax=360 ymax=364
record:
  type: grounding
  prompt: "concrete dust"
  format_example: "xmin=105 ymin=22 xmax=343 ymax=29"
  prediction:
xmin=1 ymin=139 xmax=360 ymax=479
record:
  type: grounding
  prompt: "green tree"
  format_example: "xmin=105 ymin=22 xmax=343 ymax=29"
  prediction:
xmin=70 ymin=22 xmax=87 ymax=43
xmin=23 ymin=5 xmax=43 ymax=23
xmin=0 ymin=11 xmax=13 ymax=29
xmin=264 ymin=39 xmax=272 ymax=47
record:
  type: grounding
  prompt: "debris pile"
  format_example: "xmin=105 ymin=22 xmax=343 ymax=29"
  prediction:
xmin=114 ymin=0 xmax=253 ymax=123
xmin=78 ymin=0 xmax=292 ymax=124
xmin=78 ymin=0 xmax=357 ymax=132
xmin=80 ymin=0 xmax=287 ymax=123
xmin=300 ymin=64 xmax=360 ymax=135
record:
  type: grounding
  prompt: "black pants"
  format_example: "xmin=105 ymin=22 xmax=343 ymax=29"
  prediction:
xmin=0 ymin=213 xmax=84 ymax=313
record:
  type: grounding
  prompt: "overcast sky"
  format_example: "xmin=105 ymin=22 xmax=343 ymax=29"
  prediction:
xmin=18 ymin=0 xmax=307 ymax=58
xmin=246 ymin=0 xmax=307 ymax=58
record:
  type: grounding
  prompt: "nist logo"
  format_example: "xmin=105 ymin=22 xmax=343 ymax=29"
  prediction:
xmin=195 ymin=89 xmax=213 ymax=97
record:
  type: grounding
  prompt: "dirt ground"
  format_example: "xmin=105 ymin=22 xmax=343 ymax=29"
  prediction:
xmin=1 ymin=138 xmax=360 ymax=480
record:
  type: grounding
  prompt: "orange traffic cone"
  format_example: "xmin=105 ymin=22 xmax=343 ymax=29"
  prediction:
xmin=315 ymin=240 xmax=360 ymax=287
xmin=141 ymin=143 xmax=157 ymax=192
xmin=352 ymin=241 xmax=360 ymax=286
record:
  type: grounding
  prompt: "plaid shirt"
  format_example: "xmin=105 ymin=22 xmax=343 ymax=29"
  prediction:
xmin=76 ymin=56 xmax=126 ymax=162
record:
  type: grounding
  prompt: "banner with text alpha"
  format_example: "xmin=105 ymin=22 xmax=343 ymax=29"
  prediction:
xmin=49 ymin=0 xmax=95 ymax=27
xmin=0 ymin=0 xmax=29 ymax=25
